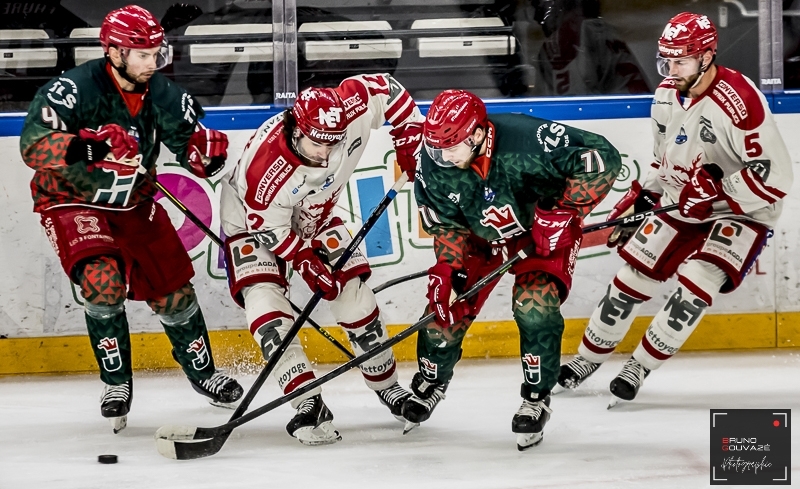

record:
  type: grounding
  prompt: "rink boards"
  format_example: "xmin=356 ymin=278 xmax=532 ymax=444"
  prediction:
xmin=2 ymin=101 xmax=800 ymax=375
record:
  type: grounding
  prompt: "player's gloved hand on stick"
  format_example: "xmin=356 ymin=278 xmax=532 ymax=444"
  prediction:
xmin=292 ymin=243 xmax=344 ymax=301
xmin=606 ymin=180 xmax=661 ymax=248
xmin=531 ymin=205 xmax=581 ymax=257
xmin=188 ymin=126 xmax=228 ymax=178
xmin=390 ymin=122 xmax=423 ymax=182
xmin=678 ymin=164 xmax=725 ymax=220
xmin=427 ymin=263 xmax=472 ymax=327
xmin=69 ymin=124 xmax=139 ymax=163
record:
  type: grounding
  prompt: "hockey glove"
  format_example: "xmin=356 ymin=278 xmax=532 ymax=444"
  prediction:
xmin=292 ymin=245 xmax=343 ymax=301
xmin=427 ymin=263 xmax=472 ymax=328
xmin=607 ymin=180 xmax=661 ymax=248
xmin=390 ymin=122 xmax=423 ymax=182
xmin=678 ymin=165 xmax=725 ymax=221
xmin=187 ymin=127 xmax=228 ymax=178
xmin=72 ymin=124 xmax=139 ymax=163
xmin=531 ymin=205 xmax=581 ymax=257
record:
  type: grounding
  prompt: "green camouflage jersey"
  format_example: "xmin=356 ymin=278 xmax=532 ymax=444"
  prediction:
xmin=415 ymin=113 xmax=622 ymax=247
xmin=20 ymin=59 xmax=204 ymax=212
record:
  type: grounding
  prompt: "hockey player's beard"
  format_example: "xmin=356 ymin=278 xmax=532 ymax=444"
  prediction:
xmin=110 ymin=60 xmax=152 ymax=90
xmin=674 ymin=72 xmax=700 ymax=95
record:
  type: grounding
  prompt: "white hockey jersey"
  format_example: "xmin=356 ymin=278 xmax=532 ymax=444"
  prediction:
xmin=221 ymin=74 xmax=422 ymax=261
xmin=644 ymin=66 xmax=792 ymax=227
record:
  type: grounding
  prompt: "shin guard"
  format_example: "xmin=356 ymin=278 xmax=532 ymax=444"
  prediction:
xmin=577 ymin=264 xmax=656 ymax=364
xmin=331 ymin=280 xmax=397 ymax=391
xmin=85 ymin=302 xmax=132 ymax=385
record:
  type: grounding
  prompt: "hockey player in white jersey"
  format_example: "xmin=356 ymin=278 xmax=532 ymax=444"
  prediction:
xmin=557 ymin=12 xmax=792 ymax=404
xmin=220 ymin=74 xmax=423 ymax=444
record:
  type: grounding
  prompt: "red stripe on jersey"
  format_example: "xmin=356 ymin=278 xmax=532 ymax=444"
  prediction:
xmin=250 ymin=311 xmax=293 ymax=336
xmin=273 ymin=231 xmax=302 ymax=260
xmin=613 ymin=276 xmax=652 ymax=301
xmin=284 ymin=371 xmax=316 ymax=394
xmin=384 ymin=91 xmax=412 ymax=124
xmin=362 ymin=361 xmax=396 ymax=383
xmin=339 ymin=307 xmax=380 ymax=330
xmin=741 ymin=169 xmax=778 ymax=204
xmin=678 ymin=275 xmax=713 ymax=306
xmin=582 ymin=334 xmax=615 ymax=355
xmin=641 ymin=335 xmax=672 ymax=361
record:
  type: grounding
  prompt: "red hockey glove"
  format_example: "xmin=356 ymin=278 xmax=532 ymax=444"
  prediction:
xmin=531 ymin=205 xmax=581 ymax=257
xmin=678 ymin=166 xmax=724 ymax=220
xmin=292 ymin=245 xmax=343 ymax=301
xmin=427 ymin=263 xmax=472 ymax=328
xmin=188 ymin=127 xmax=228 ymax=178
xmin=78 ymin=124 xmax=138 ymax=161
xmin=607 ymin=180 xmax=661 ymax=248
xmin=390 ymin=122 xmax=423 ymax=182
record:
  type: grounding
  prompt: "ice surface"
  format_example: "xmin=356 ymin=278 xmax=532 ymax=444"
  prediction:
xmin=1 ymin=350 xmax=798 ymax=489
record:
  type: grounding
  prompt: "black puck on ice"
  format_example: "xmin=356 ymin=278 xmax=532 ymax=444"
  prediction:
xmin=98 ymin=454 xmax=118 ymax=464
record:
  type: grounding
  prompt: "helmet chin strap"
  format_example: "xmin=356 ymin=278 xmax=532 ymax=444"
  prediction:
xmin=690 ymin=53 xmax=715 ymax=90
xmin=108 ymin=55 xmax=146 ymax=90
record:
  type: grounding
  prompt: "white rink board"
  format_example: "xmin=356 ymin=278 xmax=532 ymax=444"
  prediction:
xmin=1 ymin=114 xmax=798 ymax=338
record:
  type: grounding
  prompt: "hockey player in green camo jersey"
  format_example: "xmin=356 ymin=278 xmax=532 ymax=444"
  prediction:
xmin=19 ymin=5 xmax=243 ymax=434
xmin=402 ymin=89 xmax=621 ymax=450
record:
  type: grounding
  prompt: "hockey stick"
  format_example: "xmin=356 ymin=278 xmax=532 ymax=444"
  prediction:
xmin=155 ymin=173 xmax=409 ymax=459
xmin=156 ymin=238 xmax=526 ymax=460
xmin=148 ymin=172 xmax=355 ymax=360
xmin=370 ymin=203 xmax=677 ymax=295
xmin=372 ymin=270 xmax=428 ymax=294
xmin=154 ymin=201 xmax=676 ymax=459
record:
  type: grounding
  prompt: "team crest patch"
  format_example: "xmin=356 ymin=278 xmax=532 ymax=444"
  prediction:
xmin=479 ymin=204 xmax=525 ymax=238
xmin=187 ymin=337 xmax=211 ymax=370
xmin=522 ymin=354 xmax=541 ymax=384
xmin=97 ymin=337 xmax=123 ymax=372
xmin=420 ymin=357 xmax=438 ymax=379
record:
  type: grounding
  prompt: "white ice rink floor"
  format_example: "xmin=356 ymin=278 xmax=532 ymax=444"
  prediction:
xmin=1 ymin=350 xmax=798 ymax=489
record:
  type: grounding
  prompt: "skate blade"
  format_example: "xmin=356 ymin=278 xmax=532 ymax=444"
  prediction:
xmin=607 ymin=396 xmax=623 ymax=410
xmin=208 ymin=399 xmax=240 ymax=410
xmin=403 ymin=420 xmax=420 ymax=434
xmin=293 ymin=421 xmax=342 ymax=446
xmin=109 ymin=415 xmax=127 ymax=434
xmin=516 ymin=432 xmax=544 ymax=451
xmin=551 ymin=384 xmax=566 ymax=395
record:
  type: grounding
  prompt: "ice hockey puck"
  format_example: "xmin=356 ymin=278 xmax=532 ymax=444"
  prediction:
xmin=98 ymin=454 xmax=118 ymax=464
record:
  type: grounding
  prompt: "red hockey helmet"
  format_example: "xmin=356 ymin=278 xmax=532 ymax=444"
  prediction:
xmin=423 ymin=89 xmax=488 ymax=150
xmin=292 ymin=87 xmax=348 ymax=145
xmin=100 ymin=5 xmax=169 ymax=69
xmin=658 ymin=12 xmax=717 ymax=59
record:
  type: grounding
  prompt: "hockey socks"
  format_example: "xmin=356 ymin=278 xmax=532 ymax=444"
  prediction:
xmin=160 ymin=297 xmax=217 ymax=381
xmin=85 ymin=302 xmax=132 ymax=386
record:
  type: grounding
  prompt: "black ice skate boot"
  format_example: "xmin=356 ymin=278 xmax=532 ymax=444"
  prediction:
xmin=188 ymin=370 xmax=244 ymax=409
xmin=555 ymin=355 xmax=601 ymax=392
xmin=375 ymin=381 xmax=413 ymax=422
xmin=286 ymin=394 xmax=341 ymax=446
xmin=400 ymin=373 xmax=448 ymax=433
xmin=100 ymin=379 xmax=133 ymax=434
xmin=512 ymin=384 xmax=552 ymax=451
xmin=608 ymin=357 xmax=651 ymax=408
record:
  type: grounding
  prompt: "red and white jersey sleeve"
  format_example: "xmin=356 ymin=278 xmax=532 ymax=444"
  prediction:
xmin=648 ymin=67 xmax=792 ymax=227
xmin=223 ymin=74 xmax=422 ymax=262
xmin=335 ymin=73 xmax=423 ymax=131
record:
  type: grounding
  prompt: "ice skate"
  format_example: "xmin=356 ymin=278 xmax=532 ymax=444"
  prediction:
xmin=286 ymin=394 xmax=341 ymax=446
xmin=555 ymin=355 xmax=601 ymax=393
xmin=375 ymin=382 xmax=413 ymax=422
xmin=188 ymin=370 xmax=244 ymax=409
xmin=608 ymin=358 xmax=650 ymax=409
xmin=400 ymin=373 xmax=447 ymax=434
xmin=512 ymin=391 xmax=552 ymax=451
xmin=100 ymin=379 xmax=132 ymax=434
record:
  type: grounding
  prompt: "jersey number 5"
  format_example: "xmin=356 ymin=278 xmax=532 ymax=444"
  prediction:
xmin=581 ymin=150 xmax=606 ymax=173
xmin=745 ymin=133 xmax=762 ymax=157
